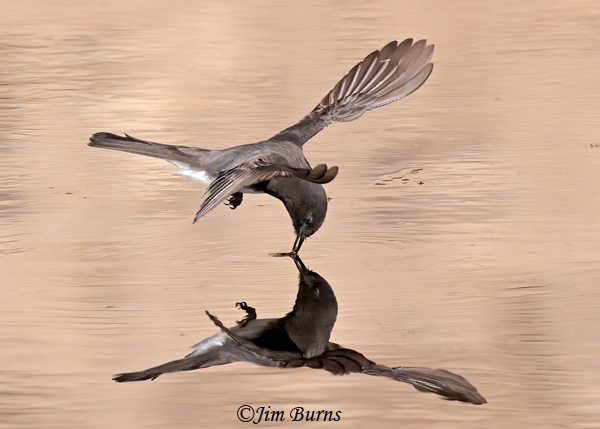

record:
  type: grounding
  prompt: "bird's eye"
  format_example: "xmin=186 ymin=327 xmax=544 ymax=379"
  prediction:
xmin=313 ymin=285 xmax=320 ymax=296
xmin=306 ymin=218 xmax=313 ymax=226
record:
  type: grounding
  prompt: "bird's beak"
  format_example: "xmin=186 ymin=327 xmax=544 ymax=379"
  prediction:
xmin=291 ymin=229 xmax=306 ymax=255
xmin=268 ymin=228 xmax=306 ymax=258
xmin=290 ymin=253 xmax=309 ymax=282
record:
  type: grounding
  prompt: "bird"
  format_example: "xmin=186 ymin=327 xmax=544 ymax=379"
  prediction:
xmin=112 ymin=256 xmax=486 ymax=405
xmin=113 ymin=255 xmax=338 ymax=381
xmin=89 ymin=39 xmax=434 ymax=254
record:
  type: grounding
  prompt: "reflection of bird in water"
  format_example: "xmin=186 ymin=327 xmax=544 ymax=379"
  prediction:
xmin=89 ymin=39 xmax=434 ymax=254
xmin=113 ymin=256 xmax=486 ymax=405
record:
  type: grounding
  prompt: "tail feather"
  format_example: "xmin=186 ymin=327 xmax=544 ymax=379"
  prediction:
xmin=88 ymin=132 xmax=208 ymax=167
xmin=113 ymin=349 xmax=233 ymax=383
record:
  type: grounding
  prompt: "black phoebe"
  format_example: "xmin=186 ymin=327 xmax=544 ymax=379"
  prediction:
xmin=89 ymin=39 xmax=434 ymax=254
xmin=112 ymin=255 xmax=338 ymax=380
xmin=113 ymin=256 xmax=486 ymax=405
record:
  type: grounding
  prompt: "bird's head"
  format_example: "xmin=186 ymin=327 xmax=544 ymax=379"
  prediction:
xmin=285 ymin=181 xmax=328 ymax=254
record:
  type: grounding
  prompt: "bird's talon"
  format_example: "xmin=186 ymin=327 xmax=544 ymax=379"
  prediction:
xmin=235 ymin=302 xmax=257 ymax=327
xmin=224 ymin=192 xmax=243 ymax=210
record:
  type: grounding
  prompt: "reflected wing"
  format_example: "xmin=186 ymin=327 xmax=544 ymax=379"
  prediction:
xmin=288 ymin=348 xmax=375 ymax=374
xmin=363 ymin=365 xmax=487 ymax=405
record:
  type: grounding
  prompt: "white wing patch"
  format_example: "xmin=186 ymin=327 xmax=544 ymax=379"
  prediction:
xmin=172 ymin=164 xmax=262 ymax=195
xmin=187 ymin=332 xmax=227 ymax=356
xmin=173 ymin=165 xmax=214 ymax=185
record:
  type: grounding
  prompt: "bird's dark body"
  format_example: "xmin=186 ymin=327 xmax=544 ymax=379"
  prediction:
xmin=89 ymin=39 xmax=435 ymax=253
xmin=112 ymin=256 xmax=486 ymax=405
xmin=88 ymin=39 xmax=487 ymax=407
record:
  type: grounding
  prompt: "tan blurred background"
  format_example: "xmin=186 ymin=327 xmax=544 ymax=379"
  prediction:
xmin=0 ymin=0 xmax=598 ymax=428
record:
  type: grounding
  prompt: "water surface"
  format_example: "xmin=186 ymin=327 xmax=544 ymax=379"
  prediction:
xmin=1 ymin=0 xmax=598 ymax=428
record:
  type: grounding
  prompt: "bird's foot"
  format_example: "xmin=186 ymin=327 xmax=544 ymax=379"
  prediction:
xmin=235 ymin=301 xmax=257 ymax=327
xmin=224 ymin=192 xmax=243 ymax=210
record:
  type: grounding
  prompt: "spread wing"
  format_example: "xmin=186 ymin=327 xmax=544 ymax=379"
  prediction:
xmin=272 ymin=39 xmax=434 ymax=147
xmin=193 ymin=162 xmax=338 ymax=222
